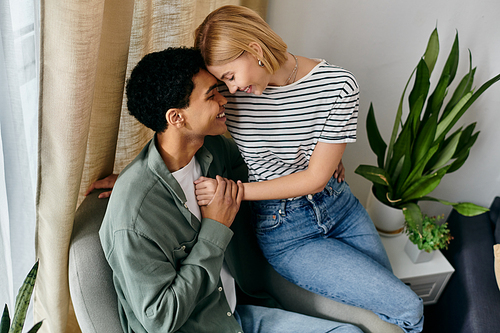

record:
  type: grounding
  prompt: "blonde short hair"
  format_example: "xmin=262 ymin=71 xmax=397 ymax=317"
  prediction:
xmin=194 ymin=5 xmax=288 ymax=74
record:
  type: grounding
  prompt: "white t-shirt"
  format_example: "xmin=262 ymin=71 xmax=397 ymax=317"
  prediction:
xmin=171 ymin=156 xmax=237 ymax=313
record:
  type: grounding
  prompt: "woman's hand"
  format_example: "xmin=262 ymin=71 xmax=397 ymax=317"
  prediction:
xmin=199 ymin=176 xmax=243 ymax=228
xmin=194 ymin=176 xmax=218 ymax=206
xmin=85 ymin=174 xmax=118 ymax=199
xmin=333 ymin=159 xmax=345 ymax=183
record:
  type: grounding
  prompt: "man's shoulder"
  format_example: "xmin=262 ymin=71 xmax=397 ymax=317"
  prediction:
xmin=101 ymin=143 xmax=172 ymax=233
xmin=203 ymin=135 xmax=238 ymax=158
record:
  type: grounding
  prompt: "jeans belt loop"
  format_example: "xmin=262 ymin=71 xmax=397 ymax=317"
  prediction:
xmin=279 ymin=199 xmax=287 ymax=216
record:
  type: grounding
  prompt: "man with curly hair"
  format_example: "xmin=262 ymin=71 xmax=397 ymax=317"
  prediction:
xmin=98 ymin=47 xmax=362 ymax=333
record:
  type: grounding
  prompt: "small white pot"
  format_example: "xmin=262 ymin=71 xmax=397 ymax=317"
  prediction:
xmin=365 ymin=188 xmax=405 ymax=237
xmin=404 ymin=239 xmax=435 ymax=263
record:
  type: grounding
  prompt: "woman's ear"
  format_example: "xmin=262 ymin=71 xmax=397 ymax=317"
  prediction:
xmin=166 ymin=108 xmax=184 ymax=128
xmin=248 ymin=42 xmax=264 ymax=59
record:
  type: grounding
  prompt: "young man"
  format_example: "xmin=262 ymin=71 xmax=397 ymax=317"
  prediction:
xmin=98 ymin=47 xmax=363 ymax=333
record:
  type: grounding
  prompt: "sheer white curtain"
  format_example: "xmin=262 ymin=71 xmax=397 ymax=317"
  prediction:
xmin=0 ymin=0 xmax=39 ymax=326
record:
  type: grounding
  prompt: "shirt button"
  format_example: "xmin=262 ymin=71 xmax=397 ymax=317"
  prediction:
xmin=218 ymin=287 xmax=223 ymax=291
xmin=307 ymin=194 xmax=313 ymax=200
xmin=227 ymin=312 xmax=232 ymax=317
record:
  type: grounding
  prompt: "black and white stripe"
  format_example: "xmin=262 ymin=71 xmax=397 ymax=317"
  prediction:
xmin=221 ymin=60 xmax=359 ymax=182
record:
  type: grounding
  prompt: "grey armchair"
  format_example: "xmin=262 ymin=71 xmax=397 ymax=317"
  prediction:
xmin=68 ymin=190 xmax=402 ymax=333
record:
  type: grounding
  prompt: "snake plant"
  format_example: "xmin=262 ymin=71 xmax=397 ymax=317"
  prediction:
xmin=1 ymin=261 xmax=43 ymax=333
xmin=355 ymin=28 xmax=499 ymax=232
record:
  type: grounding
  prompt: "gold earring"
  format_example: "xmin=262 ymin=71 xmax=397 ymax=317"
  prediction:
xmin=258 ymin=59 xmax=265 ymax=67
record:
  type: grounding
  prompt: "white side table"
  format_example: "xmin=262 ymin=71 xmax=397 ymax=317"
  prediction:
xmin=380 ymin=233 xmax=455 ymax=305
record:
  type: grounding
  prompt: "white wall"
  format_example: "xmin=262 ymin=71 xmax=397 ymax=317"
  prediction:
xmin=267 ymin=0 xmax=500 ymax=216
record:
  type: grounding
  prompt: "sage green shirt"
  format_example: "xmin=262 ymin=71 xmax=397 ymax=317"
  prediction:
xmin=99 ymin=135 xmax=271 ymax=333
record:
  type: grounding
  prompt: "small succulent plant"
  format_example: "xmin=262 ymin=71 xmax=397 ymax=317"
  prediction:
xmin=405 ymin=214 xmax=453 ymax=253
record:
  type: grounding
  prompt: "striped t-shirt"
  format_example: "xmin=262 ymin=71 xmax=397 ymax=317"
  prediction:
xmin=221 ymin=60 xmax=359 ymax=182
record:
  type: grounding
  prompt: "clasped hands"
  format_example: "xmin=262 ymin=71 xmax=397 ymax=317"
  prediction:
xmin=196 ymin=175 xmax=243 ymax=228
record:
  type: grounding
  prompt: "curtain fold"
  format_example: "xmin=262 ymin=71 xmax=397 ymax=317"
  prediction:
xmin=0 ymin=0 xmax=38 ymax=327
xmin=37 ymin=1 xmax=110 ymax=332
xmin=36 ymin=1 xmax=267 ymax=332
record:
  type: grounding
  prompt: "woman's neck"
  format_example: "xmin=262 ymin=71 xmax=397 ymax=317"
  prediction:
xmin=268 ymin=53 xmax=320 ymax=87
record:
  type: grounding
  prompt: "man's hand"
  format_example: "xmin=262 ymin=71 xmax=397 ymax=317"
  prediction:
xmin=200 ymin=176 xmax=243 ymax=228
xmin=85 ymin=174 xmax=118 ymax=198
xmin=194 ymin=176 xmax=218 ymax=206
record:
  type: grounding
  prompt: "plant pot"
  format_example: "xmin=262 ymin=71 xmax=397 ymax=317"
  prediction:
xmin=365 ymin=188 xmax=405 ymax=237
xmin=404 ymin=238 xmax=435 ymax=263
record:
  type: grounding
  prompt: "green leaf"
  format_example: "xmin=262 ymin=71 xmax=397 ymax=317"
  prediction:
xmin=441 ymin=61 xmax=476 ymax=121
xmin=9 ymin=261 xmax=38 ymax=333
xmin=408 ymin=59 xmax=430 ymax=118
xmin=401 ymin=166 xmax=450 ymax=202
xmin=389 ymin=98 xmax=418 ymax=176
xmin=443 ymin=31 xmax=460 ymax=85
xmin=447 ymin=150 xmax=470 ymax=174
xmin=420 ymin=197 xmax=489 ymax=216
xmin=428 ymin=130 xmax=461 ymax=171
xmin=386 ymin=67 xmax=417 ymax=169
xmin=454 ymin=123 xmax=477 ymax=158
xmin=436 ymin=72 xmax=500 ymax=143
xmin=423 ymin=28 xmax=439 ymax=75
xmin=387 ymin=121 xmax=412 ymax=176
xmin=423 ymin=32 xmax=459 ymax=122
xmin=452 ymin=202 xmax=490 ymax=216
xmin=372 ymin=183 xmax=391 ymax=205
xmin=427 ymin=74 xmax=450 ymax=120
xmin=1 ymin=306 xmax=10 ymax=333
xmin=366 ymin=103 xmax=387 ymax=168
xmin=354 ymin=165 xmax=391 ymax=186
xmin=402 ymin=203 xmax=424 ymax=233
xmin=394 ymin=151 xmax=412 ymax=196
xmin=26 ymin=321 xmax=43 ymax=333
xmin=411 ymin=112 xmax=438 ymax=166
xmin=410 ymin=95 xmax=425 ymax=136
xmin=435 ymin=92 xmax=472 ymax=141
xmin=447 ymin=131 xmax=479 ymax=173
xmin=401 ymin=144 xmax=440 ymax=193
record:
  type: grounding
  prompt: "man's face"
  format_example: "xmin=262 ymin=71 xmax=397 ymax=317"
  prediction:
xmin=181 ymin=69 xmax=228 ymax=137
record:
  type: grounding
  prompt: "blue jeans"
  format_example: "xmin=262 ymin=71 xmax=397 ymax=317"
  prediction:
xmin=250 ymin=177 xmax=424 ymax=333
xmin=235 ymin=305 xmax=363 ymax=333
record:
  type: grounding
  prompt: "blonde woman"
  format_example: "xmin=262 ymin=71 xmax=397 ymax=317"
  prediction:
xmin=194 ymin=5 xmax=424 ymax=333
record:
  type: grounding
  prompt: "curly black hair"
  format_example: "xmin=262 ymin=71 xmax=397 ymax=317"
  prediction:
xmin=126 ymin=47 xmax=206 ymax=133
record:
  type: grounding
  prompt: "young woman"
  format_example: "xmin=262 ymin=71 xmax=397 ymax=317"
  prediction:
xmin=193 ymin=5 xmax=424 ymax=332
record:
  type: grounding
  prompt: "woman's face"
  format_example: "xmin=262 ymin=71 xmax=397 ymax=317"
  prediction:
xmin=207 ymin=51 xmax=271 ymax=96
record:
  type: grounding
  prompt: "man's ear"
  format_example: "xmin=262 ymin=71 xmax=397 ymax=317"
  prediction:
xmin=166 ymin=108 xmax=185 ymax=128
xmin=248 ymin=42 xmax=264 ymax=59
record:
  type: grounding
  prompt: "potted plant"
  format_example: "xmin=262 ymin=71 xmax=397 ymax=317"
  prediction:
xmin=404 ymin=214 xmax=452 ymax=263
xmin=355 ymin=28 xmax=499 ymax=234
xmin=1 ymin=261 xmax=43 ymax=333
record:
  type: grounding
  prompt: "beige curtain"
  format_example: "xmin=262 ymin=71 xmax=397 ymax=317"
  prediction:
xmin=35 ymin=1 xmax=267 ymax=332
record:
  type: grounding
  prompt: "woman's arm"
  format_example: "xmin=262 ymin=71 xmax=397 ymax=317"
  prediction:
xmin=242 ymin=142 xmax=346 ymax=200
xmin=196 ymin=142 xmax=346 ymax=203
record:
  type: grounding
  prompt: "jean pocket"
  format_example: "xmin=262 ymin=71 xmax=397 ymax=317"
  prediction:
xmin=253 ymin=211 xmax=282 ymax=233
xmin=325 ymin=179 xmax=347 ymax=197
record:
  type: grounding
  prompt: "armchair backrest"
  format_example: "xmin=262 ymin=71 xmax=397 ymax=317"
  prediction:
xmin=68 ymin=190 xmax=123 ymax=333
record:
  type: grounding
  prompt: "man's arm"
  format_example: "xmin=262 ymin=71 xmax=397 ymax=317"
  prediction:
xmin=103 ymin=177 xmax=243 ymax=332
